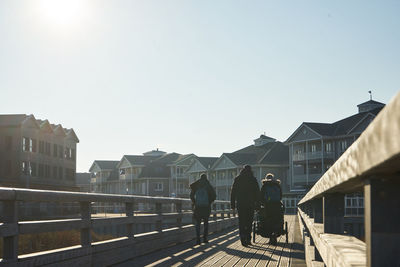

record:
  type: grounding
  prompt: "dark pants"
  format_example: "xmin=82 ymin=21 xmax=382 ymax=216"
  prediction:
xmin=195 ymin=217 xmax=209 ymax=239
xmin=238 ymin=206 xmax=255 ymax=243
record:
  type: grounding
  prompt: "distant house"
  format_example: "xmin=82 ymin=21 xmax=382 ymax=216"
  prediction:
xmin=0 ymin=114 xmax=79 ymax=191
xmin=284 ymin=99 xmax=385 ymax=212
xmin=168 ymin=154 xmax=196 ymax=198
xmin=208 ymin=135 xmax=289 ymax=202
xmin=186 ymin=156 xmax=219 ymax=185
xmin=88 ymin=160 xmax=120 ymax=194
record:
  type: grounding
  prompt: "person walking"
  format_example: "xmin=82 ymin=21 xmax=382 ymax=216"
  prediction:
xmin=190 ymin=173 xmax=216 ymax=245
xmin=230 ymin=165 xmax=260 ymax=246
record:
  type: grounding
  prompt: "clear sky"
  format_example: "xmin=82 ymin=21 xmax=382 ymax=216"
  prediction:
xmin=1 ymin=1 xmax=399 ymax=172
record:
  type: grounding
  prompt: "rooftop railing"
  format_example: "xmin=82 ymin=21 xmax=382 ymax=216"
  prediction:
xmin=297 ymin=92 xmax=400 ymax=267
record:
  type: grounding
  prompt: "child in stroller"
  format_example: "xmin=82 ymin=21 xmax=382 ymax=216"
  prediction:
xmin=253 ymin=173 xmax=288 ymax=245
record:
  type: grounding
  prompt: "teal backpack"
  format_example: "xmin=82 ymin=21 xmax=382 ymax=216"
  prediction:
xmin=264 ymin=185 xmax=281 ymax=202
xmin=195 ymin=186 xmax=209 ymax=207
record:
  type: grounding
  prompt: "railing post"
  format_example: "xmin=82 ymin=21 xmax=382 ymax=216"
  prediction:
xmin=364 ymin=176 xmax=400 ymax=267
xmin=155 ymin=202 xmax=162 ymax=232
xmin=176 ymin=201 xmax=182 ymax=228
xmin=3 ymin=200 xmax=18 ymax=262
xmin=313 ymin=198 xmax=323 ymax=223
xmin=227 ymin=203 xmax=231 ymax=218
xmin=221 ymin=203 xmax=225 ymax=220
xmin=323 ymin=193 xmax=344 ymax=234
xmin=126 ymin=201 xmax=134 ymax=238
xmin=80 ymin=201 xmax=91 ymax=247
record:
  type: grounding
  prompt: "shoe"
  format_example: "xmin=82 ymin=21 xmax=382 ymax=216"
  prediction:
xmin=203 ymin=237 xmax=208 ymax=243
xmin=241 ymin=242 xmax=248 ymax=247
xmin=196 ymin=238 xmax=201 ymax=245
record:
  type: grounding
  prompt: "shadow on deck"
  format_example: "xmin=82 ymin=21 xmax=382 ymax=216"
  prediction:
xmin=114 ymin=215 xmax=306 ymax=267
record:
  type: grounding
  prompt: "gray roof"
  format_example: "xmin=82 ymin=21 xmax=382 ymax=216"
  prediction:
xmin=124 ymin=155 xmax=157 ymax=166
xmin=93 ymin=160 xmax=120 ymax=170
xmin=304 ymin=107 xmax=383 ymax=137
xmin=357 ymin=99 xmax=385 ymax=107
xmin=139 ymin=153 xmax=182 ymax=178
xmin=197 ymin=157 xmax=219 ymax=169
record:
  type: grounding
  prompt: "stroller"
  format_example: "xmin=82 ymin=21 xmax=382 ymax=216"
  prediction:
xmin=252 ymin=182 xmax=288 ymax=244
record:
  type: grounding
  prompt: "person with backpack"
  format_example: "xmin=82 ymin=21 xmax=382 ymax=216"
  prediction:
xmin=230 ymin=165 xmax=260 ymax=247
xmin=190 ymin=173 xmax=216 ymax=245
xmin=259 ymin=173 xmax=283 ymax=245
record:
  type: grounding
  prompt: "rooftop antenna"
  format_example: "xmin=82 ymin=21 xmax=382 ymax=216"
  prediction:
xmin=368 ymin=90 xmax=372 ymax=100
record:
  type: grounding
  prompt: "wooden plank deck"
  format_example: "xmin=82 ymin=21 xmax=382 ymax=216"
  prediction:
xmin=113 ymin=215 xmax=305 ymax=267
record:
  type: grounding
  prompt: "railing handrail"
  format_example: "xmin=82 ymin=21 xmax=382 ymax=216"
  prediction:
xmin=0 ymin=186 xmax=230 ymax=205
xmin=298 ymin=91 xmax=400 ymax=205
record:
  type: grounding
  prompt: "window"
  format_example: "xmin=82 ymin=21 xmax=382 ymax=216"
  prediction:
xmin=72 ymin=149 xmax=76 ymax=161
xmin=120 ymin=169 xmax=126 ymax=175
xmin=154 ymin=183 xmax=163 ymax=191
xmin=65 ymin=147 xmax=73 ymax=159
xmin=311 ymin=144 xmax=317 ymax=153
xmin=31 ymin=162 xmax=37 ymax=177
xmin=345 ymin=193 xmax=364 ymax=216
xmin=340 ymin=140 xmax=348 ymax=151
xmin=22 ymin=137 xmax=33 ymax=152
xmin=6 ymin=136 xmax=12 ymax=151
xmin=45 ymin=142 xmax=51 ymax=156
xmin=53 ymin=144 xmax=58 ymax=157
xmin=325 ymin=142 xmax=332 ymax=152
xmin=21 ymin=161 xmax=29 ymax=175
xmin=39 ymin=141 xmax=45 ymax=154
xmin=32 ymin=139 xmax=37 ymax=152
xmin=58 ymin=145 xmax=63 ymax=158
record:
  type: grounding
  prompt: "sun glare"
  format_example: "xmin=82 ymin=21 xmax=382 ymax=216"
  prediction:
xmin=37 ymin=0 xmax=85 ymax=27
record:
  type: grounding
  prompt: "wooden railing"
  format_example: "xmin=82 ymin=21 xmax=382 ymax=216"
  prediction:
xmin=0 ymin=187 xmax=237 ymax=266
xmin=297 ymin=92 xmax=400 ymax=267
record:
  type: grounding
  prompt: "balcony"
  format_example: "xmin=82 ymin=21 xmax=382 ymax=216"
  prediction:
xmin=293 ymin=151 xmax=335 ymax=161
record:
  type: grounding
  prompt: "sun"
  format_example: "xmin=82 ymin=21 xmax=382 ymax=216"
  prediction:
xmin=37 ymin=0 xmax=85 ymax=27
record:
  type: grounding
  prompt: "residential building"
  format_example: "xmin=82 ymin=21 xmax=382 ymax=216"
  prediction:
xmin=208 ymin=135 xmax=289 ymax=202
xmin=0 ymin=114 xmax=79 ymax=191
xmin=284 ymin=99 xmax=385 ymax=211
xmin=116 ymin=154 xmax=158 ymax=195
xmin=168 ymin=154 xmax=196 ymax=198
xmin=88 ymin=160 xmax=120 ymax=193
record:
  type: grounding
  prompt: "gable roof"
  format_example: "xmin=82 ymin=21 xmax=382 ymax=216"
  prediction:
xmin=90 ymin=160 xmax=119 ymax=171
xmin=123 ymin=155 xmax=156 ymax=166
xmin=197 ymin=157 xmax=219 ymax=169
xmin=139 ymin=153 xmax=182 ymax=178
xmin=286 ymin=107 xmax=384 ymax=142
xmin=0 ymin=114 xmax=39 ymax=128
xmin=357 ymin=99 xmax=385 ymax=107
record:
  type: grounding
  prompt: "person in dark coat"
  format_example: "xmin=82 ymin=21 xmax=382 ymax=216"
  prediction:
xmin=259 ymin=173 xmax=283 ymax=245
xmin=230 ymin=165 xmax=260 ymax=246
xmin=190 ymin=173 xmax=216 ymax=245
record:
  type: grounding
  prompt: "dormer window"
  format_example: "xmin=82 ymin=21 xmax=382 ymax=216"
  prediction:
xmin=120 ymin=169 xmax=125 ymax=175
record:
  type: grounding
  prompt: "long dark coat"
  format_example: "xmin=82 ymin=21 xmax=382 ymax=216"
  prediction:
xmin=190 ymin=177 xmax=216 ymax=219
xmin=230 ymin=169 xmax=260 ymax=210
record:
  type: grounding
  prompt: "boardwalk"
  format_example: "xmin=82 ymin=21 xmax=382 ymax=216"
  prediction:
xmin=114 ymin=215 xmax=305 ymax=267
